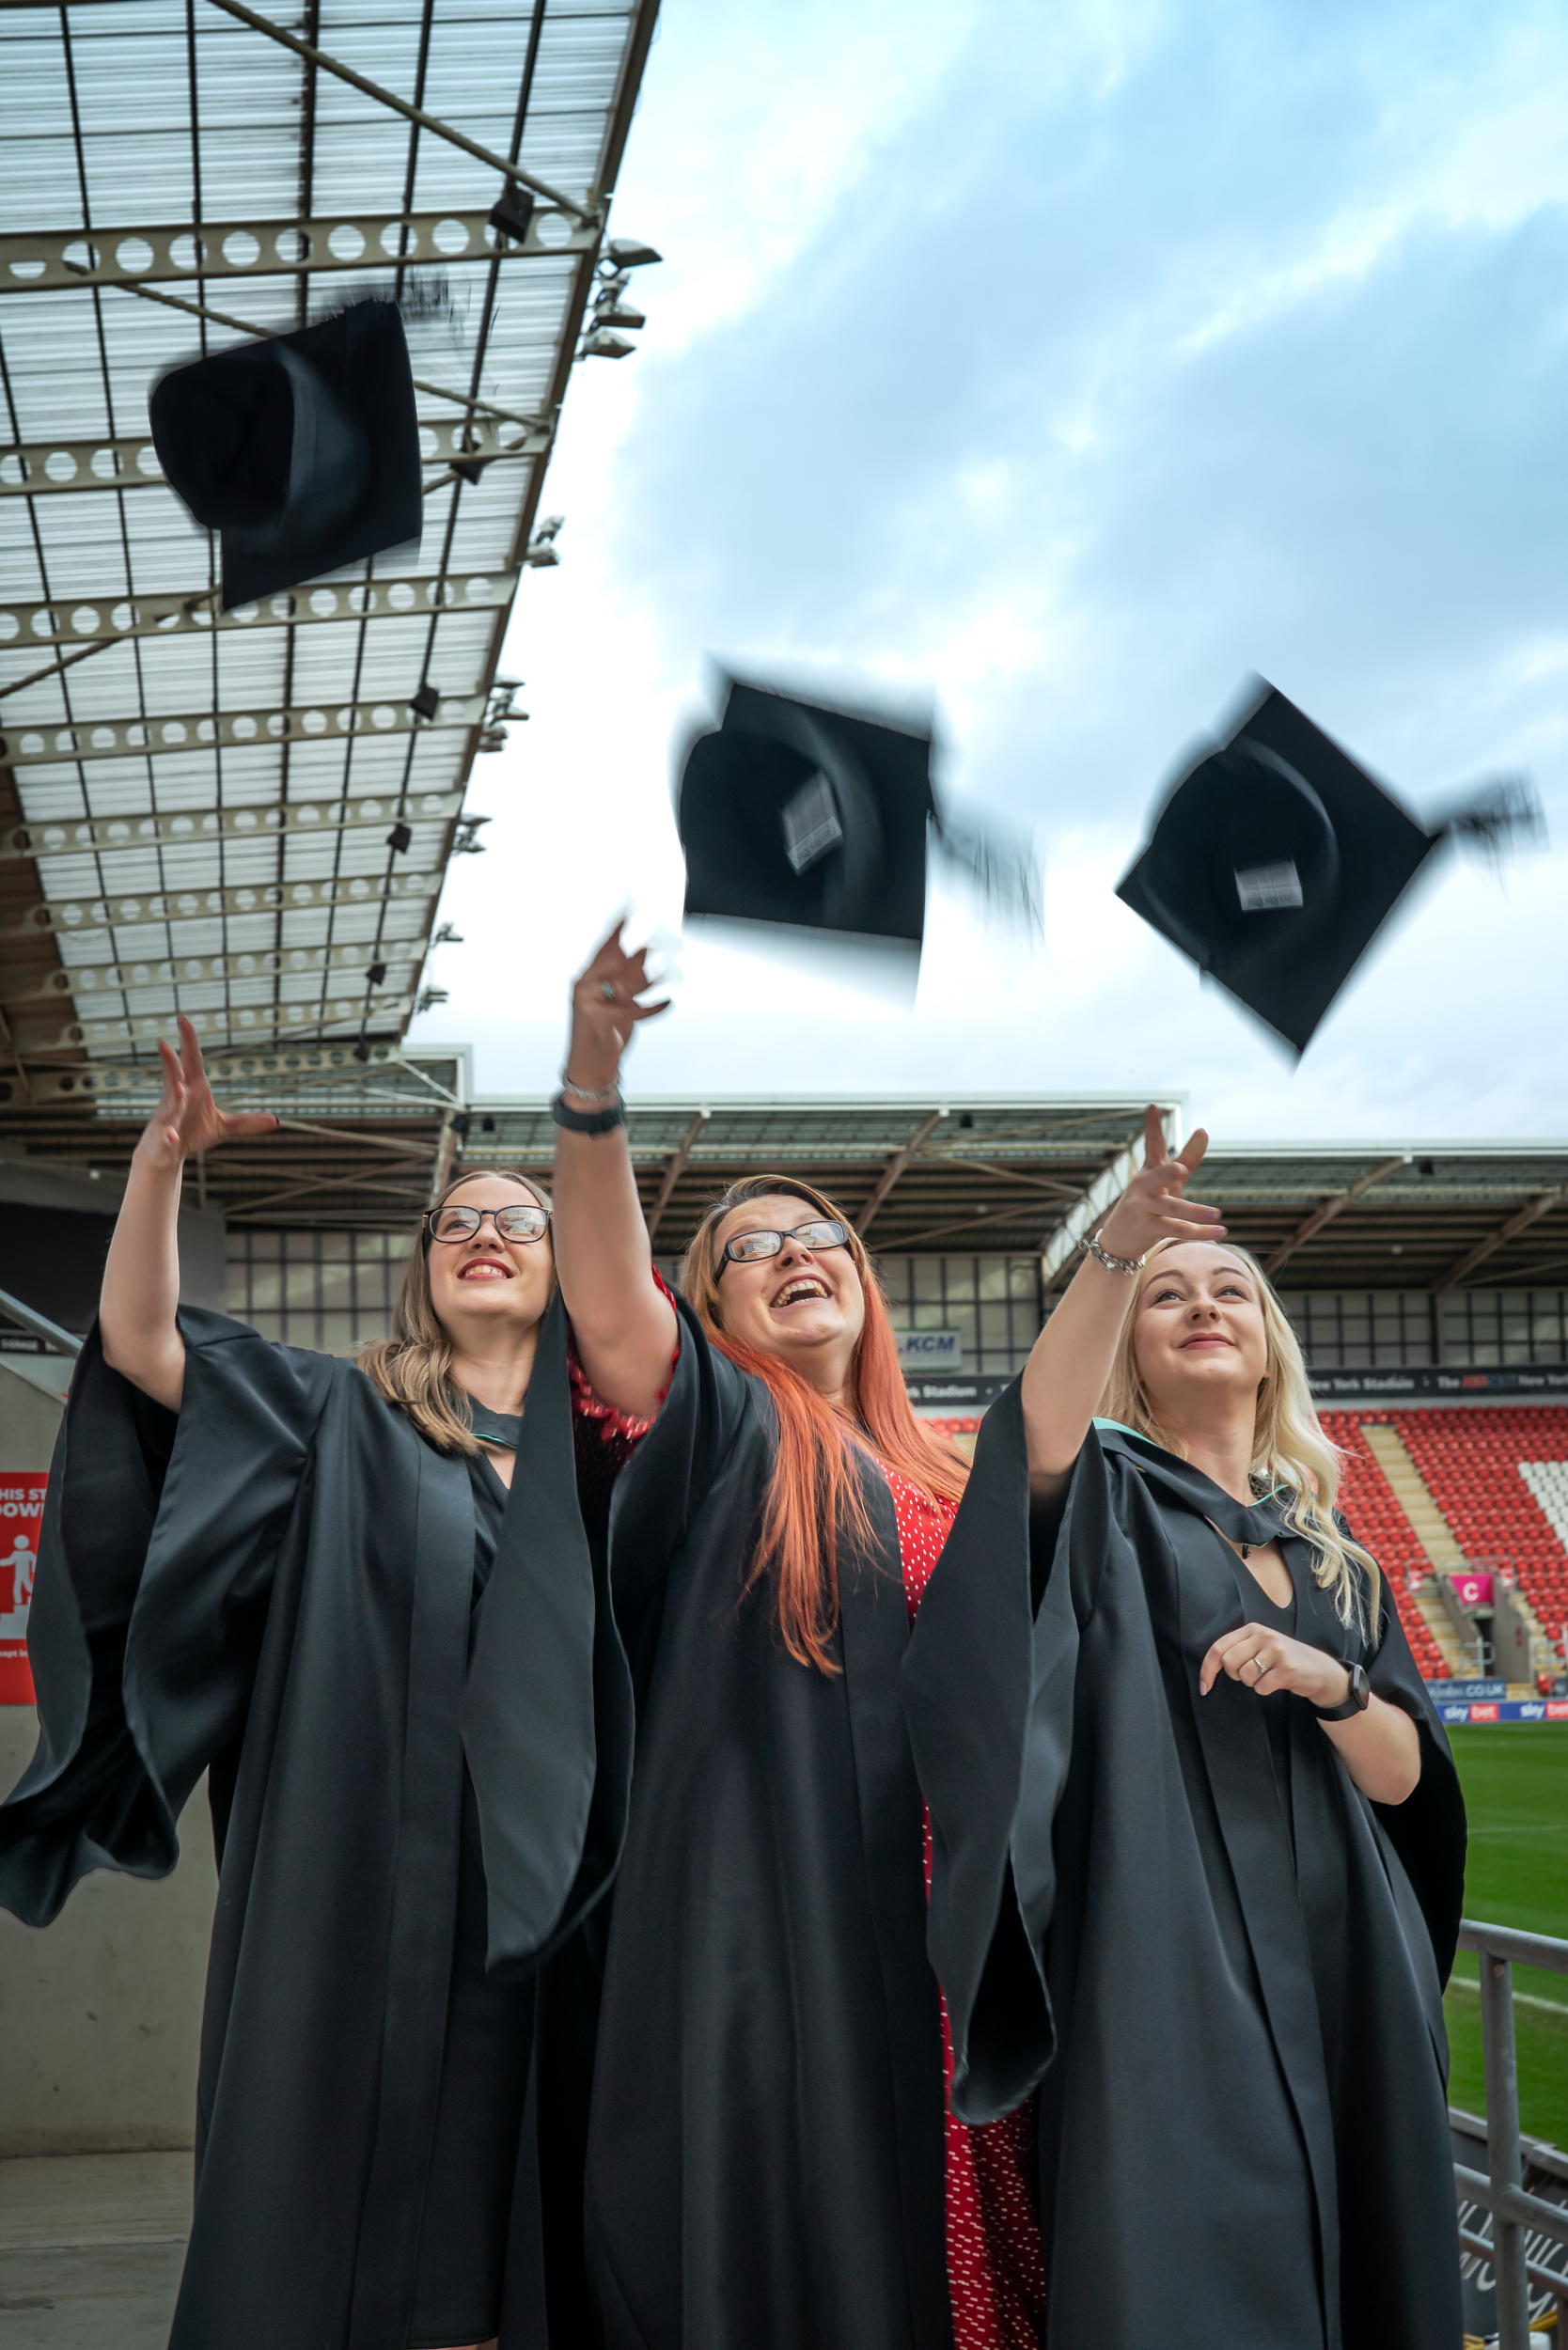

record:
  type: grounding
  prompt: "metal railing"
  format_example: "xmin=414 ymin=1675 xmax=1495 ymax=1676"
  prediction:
xmin=0 ymin=1285 xmax=81 ymax=1357
xmin=1451 ymin=1919 xmax=1568 ymax=2347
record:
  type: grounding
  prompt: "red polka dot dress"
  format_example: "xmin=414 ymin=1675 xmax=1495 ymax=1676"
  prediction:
xmin=885 ymin=1466 xmax=1050 ymax=2350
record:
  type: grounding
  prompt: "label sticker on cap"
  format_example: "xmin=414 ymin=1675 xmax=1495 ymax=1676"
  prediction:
xmin=781 ymin=772 xmax=844 ymax=876
xmin=1234 ymin=859 xmax=1304 ymax=912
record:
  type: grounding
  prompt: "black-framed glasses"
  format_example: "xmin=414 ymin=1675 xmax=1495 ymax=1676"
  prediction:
xmin=718 ymin=1216 xmax=850 ymax=1274
xmin=424 ymin=1203 xmax=552 ymax=1246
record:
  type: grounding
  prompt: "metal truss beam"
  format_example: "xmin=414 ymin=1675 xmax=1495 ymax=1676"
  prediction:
xmin=3 ymin=789 xmax=464 ymax=865
xmin=0 ymin=865 xmax=441 ymax=945
xmin=855 ymin=1107 xmax=949 ymax=1238
xmin=91 ymin=275 xmax=556 ymax=434
xmin=68 ymin=998 xmax=416 ymax=1056
xmin=1262 ymin=1154 xmax=1411 ymax=1276
xmin=1432 ymin=1187 xmax=1568 ymax=1292
xmin=16 ymin=1041 xmax=408 ymax=1107
xmin=0 ymin=210 xmax=590 ymax=297
xmin=1 ymin=571 xmax=515 ymax=651
xmin=28 ymin=999 xmax=418 ymax=1055
xmin=644 ymin=1108 xmax=712 ymax=1243
xmin=1 ymin=415 xmax=548 ymax=496
xmin=5 ymin=935 xmax=431 ymax=1005
xmin=200 ymin=0 xmax=596 ymax=225
xmin=1 ymin=695 xmax=485 ymax=769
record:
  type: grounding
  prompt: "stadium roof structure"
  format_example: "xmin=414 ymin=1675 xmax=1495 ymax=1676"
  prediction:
xmin=0 ymin=0 xmax=658 ymax=1096
xmin=5 ymin=1071 xmax=1565 ymax=1299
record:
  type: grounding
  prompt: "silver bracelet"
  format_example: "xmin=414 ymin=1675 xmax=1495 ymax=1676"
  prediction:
xmin=1076 ymin=1229 xmax=1147 ymax=1277
xmin=558 ymin=1067 xmax=623 ymax=1104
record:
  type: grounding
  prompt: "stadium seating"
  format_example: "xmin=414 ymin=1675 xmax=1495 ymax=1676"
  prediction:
xmin=1319 ymin=1411 xmax=1450 ymax=1678
xmin=921 ymin=1404 xmax=1568 ymax=1678
xmin=1392 ymin=1406 xmax=1568 ymax=1668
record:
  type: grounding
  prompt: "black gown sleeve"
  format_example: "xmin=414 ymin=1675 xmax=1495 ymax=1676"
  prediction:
xmin=602 ymin=1294 xmax=754 ymax=1693
xmin=1360 ymin=1568 xmax=1467 ymax=1984
xmin=0 ymin=1308 xmax=337 ymax=1926
xmin=901 ymin=1375 xmax=1085 ymax=2123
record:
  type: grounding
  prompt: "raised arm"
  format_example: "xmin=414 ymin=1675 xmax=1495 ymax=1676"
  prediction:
xmin=1018 ymin=1106 xmax=1222 ymax=1496
xmin=101 ymin=1017 xmax=278 ymax=1410
xmin=550 ymin=925 xmax=680 ymax=1421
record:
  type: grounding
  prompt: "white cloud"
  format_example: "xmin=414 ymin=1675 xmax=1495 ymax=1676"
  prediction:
xmin=415 ymin=0 xmax=1568 ymax=1143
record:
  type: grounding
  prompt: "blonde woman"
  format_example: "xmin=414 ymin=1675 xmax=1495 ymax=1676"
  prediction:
xmin=0 ymin=1020 xmax=638 ymax=2350
xmin=906 ymin=1107 xmax=1466 ymax=2350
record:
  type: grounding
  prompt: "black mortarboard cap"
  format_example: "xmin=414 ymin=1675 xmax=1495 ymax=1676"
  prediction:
xmin=1117 ymin=681 xmax=1538 ymax=1054
xmin=677 ymin=676 xmax=1039 ymax=966
xmin=149 ymin=300 xmax=421 ymax=610
xmin=679 ymin=679 xmax=935 ymax=948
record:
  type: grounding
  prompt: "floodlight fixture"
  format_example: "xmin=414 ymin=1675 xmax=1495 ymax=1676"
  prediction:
xmin=604 ymin=239 xmax=663 ymax=268
xmin=367 ymin=962 xmax=388 ymax=986
xmin=386 ymin=822 xmax=413 ymax=854
xmin=490 ymin=189 xmax=536 ymax=245
xmin=433 ymin=923 xmax=463 ymax=945
xmin=593 ymin=301 xmax=646 ymax=332
xmin=410 ymin=683 xmax=439 ymax=721
xmin=580 ymin=329 xmax=635 ymax=360
xmin=417 ymin=986 xmax=449 ymax=1012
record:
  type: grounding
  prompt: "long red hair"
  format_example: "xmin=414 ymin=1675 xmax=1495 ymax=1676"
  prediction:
xmin=680 ymin=1174 xmax=969 ymax=1674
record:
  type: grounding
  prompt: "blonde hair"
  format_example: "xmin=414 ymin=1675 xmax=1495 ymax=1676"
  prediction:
xmin=358 ymin=1167 xmax=553 ymax=1453
xmin=1099 ymin=1235 xmax=1381 ymax=1631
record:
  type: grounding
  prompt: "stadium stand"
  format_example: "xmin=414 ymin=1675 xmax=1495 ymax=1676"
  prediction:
xmin=1321 ymin=1412 xmax=1450 ymax=1679
xmin=1393 ymin=1407 xmax=1568 ymax=1673
xmin=925 ymin=1402 xmax=1568 ymax=1684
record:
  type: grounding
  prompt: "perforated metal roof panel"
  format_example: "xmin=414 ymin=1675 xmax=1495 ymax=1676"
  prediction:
xmin=0 ymin=0 xmax=657 ymax=1083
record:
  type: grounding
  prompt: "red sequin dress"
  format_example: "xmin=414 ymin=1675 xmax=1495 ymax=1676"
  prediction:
xmin=569 ymin=1322 xmax=1048 ymax=2349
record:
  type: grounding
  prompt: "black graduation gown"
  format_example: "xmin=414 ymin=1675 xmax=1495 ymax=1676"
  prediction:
xmin=569 ymin=1297 xmax=954 ymax=2350
xmin=0 ymin=1298 xmax=622 ymax=2350
xmin=903 ymin=1402 xmax=1467 ymax=2350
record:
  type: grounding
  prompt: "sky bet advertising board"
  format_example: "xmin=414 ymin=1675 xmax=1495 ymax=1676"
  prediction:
xmin=0 ymin=1471 xmax=44 ymax=1704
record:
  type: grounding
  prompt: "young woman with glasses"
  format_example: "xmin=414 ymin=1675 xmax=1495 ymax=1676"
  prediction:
xmin=0 ymin=1018 xmax=644 ymax=2350
xmin=545 ymin=924 xmax=1053 ymax=2350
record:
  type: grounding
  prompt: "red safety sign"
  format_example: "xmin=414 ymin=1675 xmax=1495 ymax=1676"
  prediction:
xmin=0 ymin=1471 xmax=47 ymax=1704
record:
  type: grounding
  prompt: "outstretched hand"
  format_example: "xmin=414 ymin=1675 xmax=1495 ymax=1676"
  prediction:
xmin=134 ymin=1016 xmax=280 ymax=1173
xmin=1093 ymin=1104 xmax=1226 ymax=1266
xmin=565 ymin=920 xmax=672 ymax=1093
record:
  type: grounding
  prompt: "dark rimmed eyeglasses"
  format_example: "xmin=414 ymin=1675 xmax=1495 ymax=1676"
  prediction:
xmin=423 ymin=1203 xmax=552 ymax=1246
xmin=718 ymin=1216 xmax=850 ymax=1275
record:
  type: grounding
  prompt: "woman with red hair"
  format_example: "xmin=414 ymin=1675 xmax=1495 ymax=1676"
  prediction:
xmin=543 ymin=926 xmax=1114 ymax=2350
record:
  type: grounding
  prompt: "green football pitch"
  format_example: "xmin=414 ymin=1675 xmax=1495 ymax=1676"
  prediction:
xmin=1443 ymin=1724 xmax=1568 ymax=2151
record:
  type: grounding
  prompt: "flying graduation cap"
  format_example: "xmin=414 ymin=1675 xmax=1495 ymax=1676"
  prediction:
xmin=149 ymin=299 xmax=422 ymax=610
xmin=677 ymin=675 xmax=1039 ymax=970
xmin=1116 ymin=681 xmax=1542 ymax=1055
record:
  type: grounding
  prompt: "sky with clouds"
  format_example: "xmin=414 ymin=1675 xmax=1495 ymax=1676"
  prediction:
xmin=410 ymin=0 xmax=1568 ymax=1142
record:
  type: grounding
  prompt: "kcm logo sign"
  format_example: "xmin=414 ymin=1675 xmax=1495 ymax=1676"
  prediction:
xmin=894 ymin=1329 xmax=965 ymax=1371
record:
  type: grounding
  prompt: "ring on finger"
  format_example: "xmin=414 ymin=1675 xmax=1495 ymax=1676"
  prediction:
xmin=1251 ymin=1655 xmax=1268 ymax=1682
xmin=600 ymin=980 xmax=618 ymax=1002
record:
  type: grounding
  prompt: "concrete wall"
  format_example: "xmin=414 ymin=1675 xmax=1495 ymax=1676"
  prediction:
xmin=0 ymin=1357 xmax=67 ymax=1465
xmin=0 ymin=1712 xmax=216 ymax=2156
xmin=0 ymin=1331 xmax=215 ymax=2157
